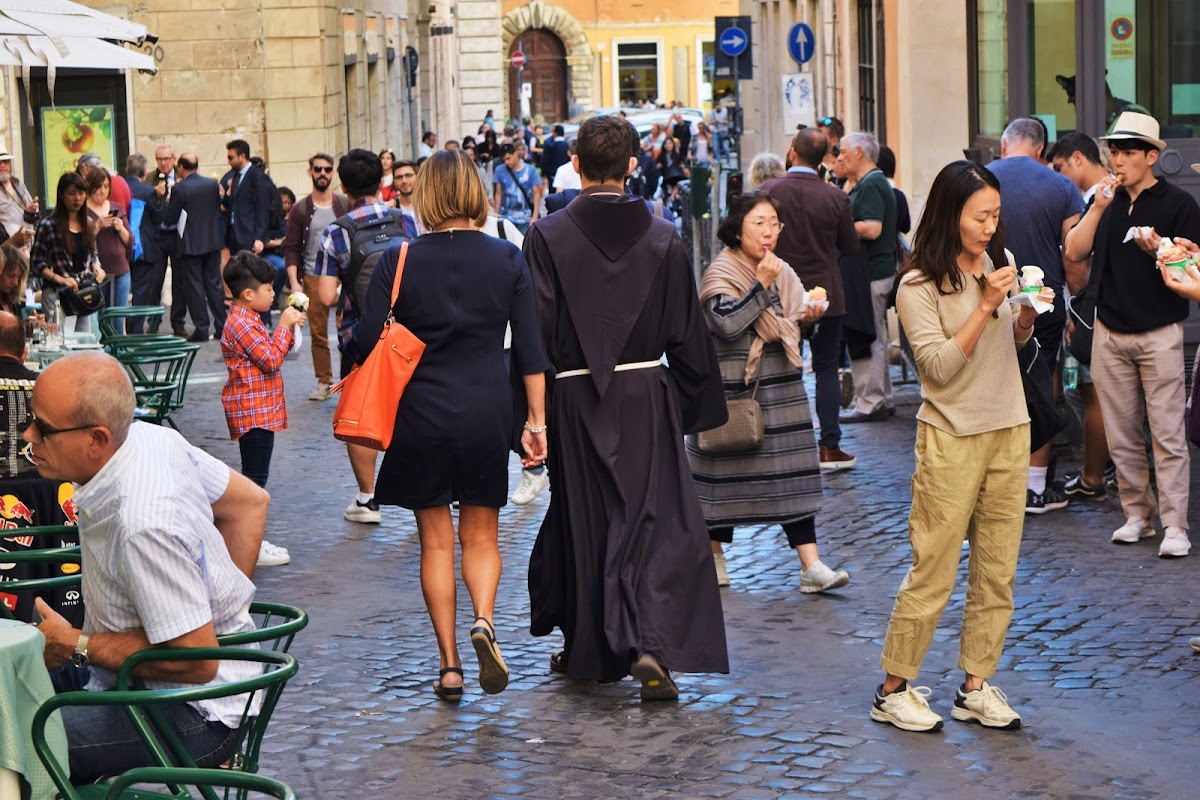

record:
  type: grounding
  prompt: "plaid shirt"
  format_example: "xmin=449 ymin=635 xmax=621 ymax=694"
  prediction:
xmin=312 ymin=198 xmax=417 ymax=351
xmin=29 ymin=217 xmax=99 ymax=280
xmin=220 ymin=304 xmax=294 ymax=439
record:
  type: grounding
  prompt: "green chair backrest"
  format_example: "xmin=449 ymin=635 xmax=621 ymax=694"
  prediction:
xmin=0 ymin=525 xmax=81 ymax=620
xmin=132 ymin=382 xmax=178 ymax=426
xmin=217 ymin=602 xmax=308 ymax=654
xmin=33 ymin=649 xmax=299 ymax=800
xmin=104 ymin=334 xmax=185 ymax=358
xmin=102 ymin=767 xmax=296 ymax=800
xmin=98 ymin=306 xmax=166 ymax=342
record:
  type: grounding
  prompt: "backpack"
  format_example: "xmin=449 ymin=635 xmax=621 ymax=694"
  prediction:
xmin=333 ymin=209 xmax=414 ymax=317
xmin=128 ymin=197 xmax=146 ymax=262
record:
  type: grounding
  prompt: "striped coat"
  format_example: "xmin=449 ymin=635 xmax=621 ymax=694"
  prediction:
xmin=686 ymin=292 xmax=823 ymax=528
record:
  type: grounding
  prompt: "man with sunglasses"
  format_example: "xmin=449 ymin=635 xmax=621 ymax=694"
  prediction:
xmin=23 ymin=352 xmax=274 ymax=782
xmin=282 ymin=153 xmax=348 ymax=401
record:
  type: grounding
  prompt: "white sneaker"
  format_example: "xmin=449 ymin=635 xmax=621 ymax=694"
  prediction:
xmin=511 ymin=469 xmax=549 ymax=505
xmin=951 ymin=681 xmax=1022 ymax=730
xmin=1190 ymin=636 xmax=1200 ymax=652
xmin=1112 ymin=518 xmax=1155 ymax=544
xmin=1159 ymin=525 xmax=1191 ymax=558
xmin=799 ymin=560 xmax=850 ymax=593
xmin=713 ymin=551 xmax=730 ymax=587
xmin=870 ymin=684 xmax=944 ymax=732
xmin=256 ymin=540 xmax=290 ymax=567
xmin=344 ymin=497 xmax=381 ymax=523
xmin=308 ymin=383 xmax=332 ymax=401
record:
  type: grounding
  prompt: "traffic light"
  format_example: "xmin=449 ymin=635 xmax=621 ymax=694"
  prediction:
xmin=726 ymin=171 xmax=743 ymax=204
xmin=403 ymin=46 xmax=419 ymax=88
xmin=729 ymin=106 xmax=743 ymax=138
xmin=690 ymin=165 xmax=712 ymax=219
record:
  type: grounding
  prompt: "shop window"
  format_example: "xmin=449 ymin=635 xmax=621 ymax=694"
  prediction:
xmin=1028 ymin=0 xmax=1076 ymax=140
xmin=1103 ymin=0 xmax=1200 ymax=138
xmin=976 ymin=0 xmax=1008 ymax=137
xmin=616 ymin=42 xmax=659 ymax=107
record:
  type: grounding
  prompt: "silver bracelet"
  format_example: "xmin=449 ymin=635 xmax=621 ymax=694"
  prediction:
xmin=523 ymin=422 xmax=547 ymax=434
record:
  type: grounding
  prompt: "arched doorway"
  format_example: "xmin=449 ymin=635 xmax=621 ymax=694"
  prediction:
xmin=509 ymin=30 xmax=567 ymax=123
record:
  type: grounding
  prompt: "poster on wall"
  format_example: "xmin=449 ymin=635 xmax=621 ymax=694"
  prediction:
xmin=1106 ymin=1 xmax=1136 ymax=105
xmin=41 ymin=106 xmax=115 ymax=193
xmin=781 ymin=73 xmax=815 ymax=134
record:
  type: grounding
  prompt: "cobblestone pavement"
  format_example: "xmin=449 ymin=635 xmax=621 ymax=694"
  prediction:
xmin=170 ymin=334 xmax=1200 ymax=799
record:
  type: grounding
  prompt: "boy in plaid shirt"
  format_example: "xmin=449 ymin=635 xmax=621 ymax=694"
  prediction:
xmin=221 ymin=251 xmax=306 ymax=567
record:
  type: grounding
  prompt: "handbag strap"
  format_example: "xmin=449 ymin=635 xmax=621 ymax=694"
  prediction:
xmin=388 ymin=242 xmax=409 ymax=311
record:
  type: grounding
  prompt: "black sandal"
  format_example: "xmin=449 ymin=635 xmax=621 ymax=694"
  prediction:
xmin=549 ymin=651 xmax=568 ymax=674
xmin=630 ymin=654 xmax=679 ymax=702
xmin=470 ymin=617 xmax=509 ymax=695
xmin=434 ymin=666 xmax=464 ymax=702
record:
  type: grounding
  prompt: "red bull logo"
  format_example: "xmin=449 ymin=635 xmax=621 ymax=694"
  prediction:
xmin=0 ymin=592 xmax=15 ymax=612
xmin=0 ymin=494 xmax=34 ymax=524
xmin=58 ymin=484 xmax=79 ymax=526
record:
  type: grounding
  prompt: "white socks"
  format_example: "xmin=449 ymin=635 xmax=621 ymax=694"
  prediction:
xmin=1028 ymin=466 xmax=1047 ymax=496
xmin=355 ymin=491 xmax=373 ymax=504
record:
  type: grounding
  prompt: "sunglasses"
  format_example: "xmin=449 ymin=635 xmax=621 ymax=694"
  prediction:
xmin=20 ymin=415 xmax=98 ymax=440
xmin=819 ymin=117 xmax=834 ymax=126
xmin=311 ymin=166 xmax=334 ymax=174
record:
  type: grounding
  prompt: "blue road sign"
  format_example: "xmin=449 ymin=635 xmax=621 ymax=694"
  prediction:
xmin=787 ymin=22 xmax=815 ymax=64
xmin=719 ymin=26 xmax=748 ymax=58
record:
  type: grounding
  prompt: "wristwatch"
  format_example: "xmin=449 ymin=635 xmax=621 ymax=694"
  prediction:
xmin=71 ymin=632 xmax=90 ymax=669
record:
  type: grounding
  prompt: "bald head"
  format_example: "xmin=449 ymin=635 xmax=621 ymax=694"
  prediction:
xmin=0 ymin=311 xmax=24 ymax=359
xmin=40 ymin=353 xmax=135 ymax=445
xmin=177 ymin=152 xmax=198 ymax=175
xmin=789 ymin=128 xmax=829 ymax=170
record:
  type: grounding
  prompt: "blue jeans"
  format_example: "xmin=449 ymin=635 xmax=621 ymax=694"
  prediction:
xmin=261 ymin=254 xmax=288 ymax=328
xmin=109 ymin=272 xmax=131 ymax=333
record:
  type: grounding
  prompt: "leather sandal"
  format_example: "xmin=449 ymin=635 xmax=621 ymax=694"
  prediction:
xmin=434 ymin=666 xmax=464 ymax=702
xmin=549 ymin=650 xmax=568 ymax=674
xmin=630 ymin=654 xmax=679 ymax=702
xmin=470 ymin=617 xmax=509 ymax=695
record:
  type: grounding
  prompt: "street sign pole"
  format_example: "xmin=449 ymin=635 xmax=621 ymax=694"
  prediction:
xmin=733 ymin=55 xmax=740 ymax=172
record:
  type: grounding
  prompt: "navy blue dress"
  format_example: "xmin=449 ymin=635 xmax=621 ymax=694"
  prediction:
xmin=351 ymin=230 xmax=549 ymax=509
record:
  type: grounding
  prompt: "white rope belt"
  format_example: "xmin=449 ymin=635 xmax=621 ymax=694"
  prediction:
xmin=556 ymin=359 xmax=663 ymax=380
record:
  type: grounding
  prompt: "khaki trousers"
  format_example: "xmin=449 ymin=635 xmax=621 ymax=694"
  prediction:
xmin=303 ymin=273 xmax=333 ymax=386
xmin=881 ymin=421 xmax=1029 ymax=681
xmin=850 ymin=276 xmax=895 ymax=414
xmin=1091 ymin=320 xmax=1190 ymax=529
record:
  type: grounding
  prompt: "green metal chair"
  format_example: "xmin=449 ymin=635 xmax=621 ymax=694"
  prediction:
xmin=33 ymin=649 xmax=299 ymax=800
xmin=217 ymin=602 xmax=308 ymax=654
xmin=103 ymin=334 xmax=185 ymax=358
xmin=132 ymin=382 xmax=180 ymax=427
xmin=120 ymin=344 xmax=201 ymax=413
xmin=0 ymin=525 xmax=81 ymax=620
xmin=98 ymin=306 xmax=166 ymax=341
xmin=101 ymin=769 xmax=295 ymax=800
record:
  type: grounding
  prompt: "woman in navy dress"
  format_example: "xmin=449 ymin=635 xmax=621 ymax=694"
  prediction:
xmin=352 ymin=149 xmax=550 ymax=701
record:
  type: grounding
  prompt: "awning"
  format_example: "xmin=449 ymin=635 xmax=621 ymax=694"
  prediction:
xmin=0 ymin=0 xmax=157 ymax=121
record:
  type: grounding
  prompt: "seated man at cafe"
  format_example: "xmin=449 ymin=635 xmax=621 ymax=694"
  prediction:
xmin=23 ymin=352 xmax=270 ymax=783
xmin=0 ymin=310 xmax=38 ymax=479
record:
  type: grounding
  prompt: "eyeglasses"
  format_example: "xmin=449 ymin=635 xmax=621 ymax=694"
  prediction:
xmin=155 ymin=156 xmax=173 ymax=162
xmin=20 ymin=415 xmax=98 ymax=440
xmin=311 ymin=166 xmax=334 ymax=174
xmin=747 ymin=218 xmax=784 ymax=233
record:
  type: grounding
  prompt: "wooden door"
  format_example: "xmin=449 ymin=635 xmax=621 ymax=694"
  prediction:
xmin=509 ymin=30 xmax=567 ymax=123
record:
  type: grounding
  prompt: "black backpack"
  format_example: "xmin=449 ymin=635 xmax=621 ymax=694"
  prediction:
xmin=332 ymin=209 xmax=414 ymax=316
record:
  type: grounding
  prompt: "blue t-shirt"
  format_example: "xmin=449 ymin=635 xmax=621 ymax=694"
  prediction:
xmin=494 ymin=163 xmax=539 ymax=227
xmin=986 ymin=156 xmax=1084 ymax=289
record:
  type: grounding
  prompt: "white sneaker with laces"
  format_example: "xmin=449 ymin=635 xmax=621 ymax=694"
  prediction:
xmin=1112 ymin=518 xmax=1154 ymax=544
xmin=257 ymin=540 xmax=290 ymax=567
xmin=1159 ymin=525 xmax=1191 ymax=558
xmin=511 ymin=469 xmax=549 ymax=505
xmin=308 ymin=383 xmax=332 ymax=401
xmin=870 ymin=684 xmax=944 ymax=732
xmin=344 ymin=497 xmax=381 ymax=523
xmin=799 ymin=560 xmax=850 ymax=593
xmin=713 ymin=551 xmax=730 ymax=587
xmin=951 ymin=681 xmax=1022 ymax=730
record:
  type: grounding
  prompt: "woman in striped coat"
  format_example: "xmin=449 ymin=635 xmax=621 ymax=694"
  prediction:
xmin=686 ymin=191 xmax=851 ymax=593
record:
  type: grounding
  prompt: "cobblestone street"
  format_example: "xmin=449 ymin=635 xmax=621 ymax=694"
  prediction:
xmin=173 ymin=336 xmax=1200 ymax=800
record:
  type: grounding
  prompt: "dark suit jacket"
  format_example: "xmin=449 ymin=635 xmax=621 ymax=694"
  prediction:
xmin=760 ymin=170 xmax=859 ymax=317
xmin=165 ymin=173 xmax=224 ymax=257
xmin=220 ymin=166 xmax=272 ymax=250
xmin=127 ymin=176 xmax=155 ymax=203
xmin=541 ymin=137 xmax=570 ymax=178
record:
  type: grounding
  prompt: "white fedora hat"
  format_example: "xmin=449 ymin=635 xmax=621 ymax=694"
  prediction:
xmin=1100 ymin=111 xmax=1166 ymax=151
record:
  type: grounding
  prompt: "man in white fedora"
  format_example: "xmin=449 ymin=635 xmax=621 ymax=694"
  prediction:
xmin=1064 ymin=111 xmax=1200 ymax=558
xmin=0 ymin=142 xmax=39 ymax=252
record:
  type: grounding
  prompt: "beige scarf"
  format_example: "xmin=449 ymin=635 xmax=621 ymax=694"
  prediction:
xmin=699 ymin=247 xmax=807 ymax=383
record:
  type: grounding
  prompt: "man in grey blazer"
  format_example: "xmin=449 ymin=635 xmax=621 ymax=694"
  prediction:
xmin=165 ymin=153 xmax=226 ymax=341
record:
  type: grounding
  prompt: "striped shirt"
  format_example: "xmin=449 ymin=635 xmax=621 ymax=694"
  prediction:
xmin=72 ymin=422 xmax=260 ymax=727
xmin=220 ymin=304 xmax=293 ymax=439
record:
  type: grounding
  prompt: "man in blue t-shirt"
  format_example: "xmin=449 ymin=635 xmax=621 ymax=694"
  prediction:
xmin=493 ymin=143 xmax=542 ymax=233
xmin=987 ymin=117 xmax=1085 ymax=515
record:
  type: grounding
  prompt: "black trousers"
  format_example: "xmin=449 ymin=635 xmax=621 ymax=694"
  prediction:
xmin=177 ymin=250 xmax=226 ymax=337
xmin=239 ymin=427 xmax=275 ymax=487
xmin=129 ymin=258 xmax=168 ymax=332
xmin=808 ymin=314 xmax=844 ymax=450
xmin=709 ymin=518 xmax=817 ymax=548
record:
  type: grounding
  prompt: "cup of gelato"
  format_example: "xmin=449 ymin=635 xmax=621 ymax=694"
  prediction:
xmin=1019 ymin=266 xmax=1044 ymax=294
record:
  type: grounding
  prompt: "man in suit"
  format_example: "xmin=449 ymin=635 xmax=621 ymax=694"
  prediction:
xmin=761 ymin=128 xmax=860 ymax=472
xmin=165 ymin=153 xmax=226 ymax=342
xmin=220 ymin=139 xmax=271 ymax=256
xmin=541 ymin=125 xmax=571 ymax=192
xmin=152 ymin=145 xmax=185 ymax=335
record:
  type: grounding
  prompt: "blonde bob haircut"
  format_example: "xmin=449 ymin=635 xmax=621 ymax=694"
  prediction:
xmin=413 ymin=149 xmax=490 ymax=230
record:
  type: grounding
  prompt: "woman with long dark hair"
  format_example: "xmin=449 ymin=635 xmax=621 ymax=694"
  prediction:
xmin=30 ymin=172 xmax=105 ymax=331
xmin=870 ymin=160 xmax=1052 ymax=733
xmin=84 ymin=168 xmax=131 ymax=312
xmin=656 ymin=137 xmax=689 ymax=204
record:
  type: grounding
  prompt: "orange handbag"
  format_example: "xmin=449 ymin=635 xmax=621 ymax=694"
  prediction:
xmin=331 ymin=242 xmax=425 ymax=450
